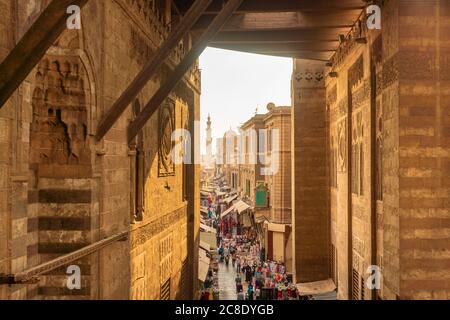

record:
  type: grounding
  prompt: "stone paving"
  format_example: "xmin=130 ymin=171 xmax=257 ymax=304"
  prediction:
xmin=218 ymin=262 xmax=238 ymax=300
xmin=218 ymin=259 xmax=254 ymax=301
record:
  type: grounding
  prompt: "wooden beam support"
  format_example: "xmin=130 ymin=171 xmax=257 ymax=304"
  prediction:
xmin=193 ymin=11 xmax=360 ymax=31
xmin=11 ymin=231 xmax=129 ymax=283
xmin=128 ymin=0 xmax=245 ymax=143
xmin=176 ymin=0 xmax=365 ymax=14
xmin=209 ymin=42 xmax=339 ymax=53
xmin=212 ymin=29 xmax=349 ymax=43
xmin=95 ymin=0 xmax=213 ymax=142
xmin=0 ymin=0 xmax=90 ymax=109
xmin=207 ymin=44 xmax=334 ymax=60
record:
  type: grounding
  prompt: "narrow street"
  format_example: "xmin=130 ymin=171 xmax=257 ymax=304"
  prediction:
xmin=218 ymin=263 xmax=238 ymax=300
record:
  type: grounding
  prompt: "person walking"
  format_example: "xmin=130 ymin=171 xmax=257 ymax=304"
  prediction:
xmin=237 ymin=289 xmax=245 ymax=301
xmin=236 ymin=257 xmax=241 ymax=273
xmin=235 ymin=273 xmax=242 ymax=294
xmin=247 ymin=284 xmax=254 ymax=301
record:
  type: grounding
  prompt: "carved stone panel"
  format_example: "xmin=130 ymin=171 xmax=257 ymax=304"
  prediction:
xmin=30 ymin=55 xmax=90 ymax=168
xmin=158 ymin=99 xmax=175 ymax=177
xmin=348 ymin=55 xmax=364 ymax=89
xmin=338 ymin=119 xmax=347 ymax=173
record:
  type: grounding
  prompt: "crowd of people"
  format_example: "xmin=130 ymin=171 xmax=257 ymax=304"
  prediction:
xmin=218 ymin=233 xmax=300 ymax=300
xmin=201 ymin=180 xmax=301 ymax=301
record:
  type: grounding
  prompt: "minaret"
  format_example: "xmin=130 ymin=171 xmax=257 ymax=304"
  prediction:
xmin=206 ymin=114 xmax=212 ymax=163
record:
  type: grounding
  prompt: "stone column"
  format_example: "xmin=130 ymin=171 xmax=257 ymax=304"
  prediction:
xmin=291 ymin=59 xmax=330 ymax=283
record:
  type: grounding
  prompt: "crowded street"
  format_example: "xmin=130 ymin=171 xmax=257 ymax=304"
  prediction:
xmin=199 ymin=173 xmax=302 ymax=301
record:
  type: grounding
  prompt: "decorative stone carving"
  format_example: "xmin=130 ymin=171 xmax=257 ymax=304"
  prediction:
xmin=293 ymin=70 xmax=325 ymax=87
xmin=352 ymin=79 xmax=371 ymax=110
xmin=30 ymin=55 xmax=90 ymax=167
xmin=131 ymin=205 xmax=186 ymax=249
xmin=382 ymin=53 xmax=399 ymax=89
xmin=327 ymin=85 xmax=337 ymax=108
xmin=349 ymin=56 xmax=364 ymax=89
xmin=158 ymin=99 xmax=176 ymax=177
xmin=338 ymin=119 xmax=347 ymax=173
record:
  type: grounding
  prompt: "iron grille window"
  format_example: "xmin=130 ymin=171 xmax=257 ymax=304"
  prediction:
xmin=179 ymin=260 xmax=188 ymax=300
xmin=160 ymin=279 xmax=171 ymax=300
xmin=352 ymin=268 xmax=360 ymax=300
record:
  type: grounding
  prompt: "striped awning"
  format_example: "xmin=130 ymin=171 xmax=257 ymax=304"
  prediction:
xmin=234 ymin=200 xmax=251 ymax=214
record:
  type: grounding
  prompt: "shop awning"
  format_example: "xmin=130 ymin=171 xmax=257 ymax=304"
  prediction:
xmin=200 ymin=232 xmax=217 ymax=250
xmin=199 ymin=240 xmax=210 ymax=252
xmin=220 ymin=205 xmax=236 ymax=218
xmin=200 ymin=223 xmax=217 ymax=234
xmin=215 ymin=190 xmax=227 ymax=196
xmin=255 ymin=215 xmax=269 ymax=223
xmin=234 ymin=200 xmax=251 ymax=214
xmin=223 ymin=194 xmax=238 ymax=204
xmin=296 ymin=279 xmax=336 ymax=296
xmin=198 ymin=249 xmax=211 ymax=282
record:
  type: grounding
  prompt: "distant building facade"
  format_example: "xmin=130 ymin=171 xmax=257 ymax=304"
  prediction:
xmin=220 ymin=104 xmax=292 ymax=271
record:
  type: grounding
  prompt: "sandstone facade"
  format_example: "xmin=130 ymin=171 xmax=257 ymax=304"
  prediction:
xmin=292 ymin=0 xmax=450 ymax=300
xmin=0 ymin=0 xmax=200 ymax=300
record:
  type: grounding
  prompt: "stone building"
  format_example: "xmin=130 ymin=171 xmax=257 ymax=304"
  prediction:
xmin=291 ymin=0 xmax=450 ymax=300
xmin=239 ymin=114 xmax=265 ymax=201
xmin=0 ymin=0 xmax=200 ymax=300
xmin=261 ymin=104 xmax=292 ymax=271
xmin=225 ymin=104 xmax=292 ymax=270
xmin=220 ymin=129 xmax=239 ymax=190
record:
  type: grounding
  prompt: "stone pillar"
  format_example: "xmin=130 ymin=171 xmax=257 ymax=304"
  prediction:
xmin=394 ymin=0 xmax=450 ymax=300
xmin=291 ymin=59 xmax=330 ymax=283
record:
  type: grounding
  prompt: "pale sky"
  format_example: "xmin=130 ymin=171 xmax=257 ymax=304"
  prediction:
xmin=199 ymin=47 xmax=293 ymax=154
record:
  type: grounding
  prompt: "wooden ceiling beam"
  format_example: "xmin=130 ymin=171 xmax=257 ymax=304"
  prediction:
xmin=209 ymin=42 xmax=339 ymax=52
xmin=95 ymin=0 xmax=213 ymax=142
xmin=176 ymin=0 xmax=365 ymax=14
xmin=193 ymin=11 xmax=361 ymax=31
xmin=0 ymin=0 xmax=90 ymax=109
xmin=207 ymin=47 xmax=334 ymax=61
xmin=211 ymin=29 xmax=350 ymax=43
xmin=128 ymin=0 xmax=245 ymax=143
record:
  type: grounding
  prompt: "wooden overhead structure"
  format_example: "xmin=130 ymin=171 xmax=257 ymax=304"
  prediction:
xmin=127 ymin=0 xmax=364 ymax=138
xmin=177 ymin=0 xmax=365 ymax=60
xmin=0 ymin=0 xmax=364 ymax=132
